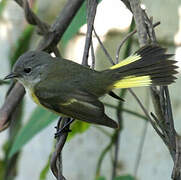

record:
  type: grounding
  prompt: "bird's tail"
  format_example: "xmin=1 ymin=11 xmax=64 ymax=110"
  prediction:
xmin=104 ymin=45 xmax=178 ymax=90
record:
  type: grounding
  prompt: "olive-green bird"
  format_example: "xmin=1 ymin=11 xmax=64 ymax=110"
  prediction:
xmin=4 ymin=45 xmax=178 ymax=128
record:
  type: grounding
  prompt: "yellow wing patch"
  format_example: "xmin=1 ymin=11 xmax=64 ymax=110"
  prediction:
xmin=61 ymin=98 xmax=78 ymax=106
xmin=113 ymin=75 xmax=151 ymax=89
xmin=110 ymin=55 xmax=141 ymax=70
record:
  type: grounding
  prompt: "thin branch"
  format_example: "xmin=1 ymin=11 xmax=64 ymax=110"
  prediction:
xmin=112 ymin=90 xmax=127 ymax=179
xmin=116 ymin=21 xmax=160 ymax=63
xmin=104 ymin=103 xmax=148 ymax=121
xmin=93 ymin=27 xmax=115 ymax=65
xmin=90 ymin=41 xmax=96 ymax=69
xmin=96 ymin=135 xmax=116 ymax=178
xmin=94 ymin=126 xmax=112 ymax=137
xmin=82 ymin=0 xmax=98 ymax=65
xmin=129 ymin=0 xmax=147 ymax=45
xmin=23 ymin=0 xmax=49 ymax=34
xmin=120 ymin=0 xmax=132 ymax=12
xmin=111 ymin=131 xmax=121 ymax=180
xmin=14 ymin=0 xmax=49 ymax=34
xmin=172 ymin=136 xmax=181 ymax=180
xmin=134 ymin=120 xmax=148 ymax=176
xmin=128 ymin=89 xmax=166 ymax=143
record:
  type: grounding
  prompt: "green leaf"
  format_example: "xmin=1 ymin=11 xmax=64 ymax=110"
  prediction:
xmin=114 ymin=175 xmax=135 ymax=180
xmin=96 ymin=176 xmax=106 ymax=180
xmin=61 ymin=1 xmax=87 ymax=46
xmin=8 ymin=107 xmax=58 ymax=158
xmin=67 ymin=120 xmax=90 ymax=141
xmin=39 ymin=153 xmax=51 ymax=180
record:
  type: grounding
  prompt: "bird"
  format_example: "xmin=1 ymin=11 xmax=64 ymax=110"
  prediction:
xmin=4 ymin=45 xmax=178 ymax=129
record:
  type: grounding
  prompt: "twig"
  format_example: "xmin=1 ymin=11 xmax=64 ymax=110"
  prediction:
xmin=121 ymin=0 xmax=132 ymax=12
xmin=134 ymin=91 xmax=150 ymax=176
xmin=14 ymin=0 xmax=49 ymax=34
xmin=134 ymin=120 xmax=148 ymax=176
xmin=172 ymin=136 xmax=181 ymax=180
xmin=129 ymin=0 xmax=147 ymax=45
xmin=104 ymin=102 xmax=148 ymax=121
xmin=93 ymin=27 xmax=115 ymax=65
xmin=116 ymin=26 xmax=135 ymax=63
xmin=23 ymin=0 xmax=49 ymax=34
xmin=94 ymin=126 xmax=112 ymax=137
xmin=112 ymin=131 xmax=121 ymax=180
xmin=116 ymin=21 xmax=160 ymax=63
xmin=112 ymin=90 xmax=126 ymax=180
xmin=90 ymin=41 xmax=96 ymax=69
xmin=96 ymin=134 xmax=116 ymax=178
xmin=82 ymin=0 xmax=98 ymax=66
xmin=128 ymin=89 xmax=166 ymax=143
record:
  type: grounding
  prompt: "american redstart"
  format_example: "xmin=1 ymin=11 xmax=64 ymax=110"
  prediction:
xmin=4 ymin=45 xmax=178 ymax=128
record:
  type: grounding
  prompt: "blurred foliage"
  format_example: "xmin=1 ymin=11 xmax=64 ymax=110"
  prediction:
xmin=0 ymin=17 xmax=34 ymax=179
xmin=0 ymin=0 xmax=7 ymax=87
xmin=0 ymin=79 xmax=9 ymax=86
xmin=114 ymin=175 xmax=135 ymax=180
xmin=61 ymin=1 xmax=87 ymax=46
xmin=0 ymin=0 xmax=6 ymax=17
xmin=96 ymin=176 xmax=106 ymax=180
xmin=96 ymin=175 xmax=135 ymax=180
xmin=10 ymin=25 xmax=34 ymax=67
xmin=0 ymin=159 xmax=4 ymax=180
xmin=8 ymin=107 xmax=58 ymax=158
xmin=67 ymin=121 xmax=90 ymax=141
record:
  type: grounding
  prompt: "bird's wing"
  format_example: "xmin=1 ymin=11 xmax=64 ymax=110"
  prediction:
xmin=34 ymin=83 xmax=118 ymax=128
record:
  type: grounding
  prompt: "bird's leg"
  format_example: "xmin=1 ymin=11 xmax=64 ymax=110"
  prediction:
xmin=54 ymin=117 xmax=74 ymax=138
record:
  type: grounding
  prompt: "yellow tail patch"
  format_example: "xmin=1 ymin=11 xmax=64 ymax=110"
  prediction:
xmin=112 ymin=75 xmax=152 ymax=89
xmin=110 ymin=55 xmax=141 ymax=70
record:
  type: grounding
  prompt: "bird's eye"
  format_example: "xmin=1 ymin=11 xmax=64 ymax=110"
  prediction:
xmin=24 ymin=68 xmax=31 ymax=73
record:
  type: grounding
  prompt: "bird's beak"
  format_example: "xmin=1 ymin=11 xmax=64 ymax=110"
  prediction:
xmin=4 ymin=72 xmax=20 ymax=80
